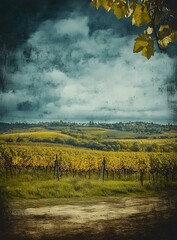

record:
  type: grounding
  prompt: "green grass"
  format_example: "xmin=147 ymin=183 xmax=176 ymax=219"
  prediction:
xmin=1 ymin=175 xmax=177 ymax=200
xmin=0 ymin=176 xmax=143 ymax=199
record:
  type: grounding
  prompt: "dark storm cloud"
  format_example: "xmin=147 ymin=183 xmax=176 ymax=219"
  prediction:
xmin=0 ymin=0 xmax=90 ymax=91
xmin=0 ymin=0 xmax=177 ymax=123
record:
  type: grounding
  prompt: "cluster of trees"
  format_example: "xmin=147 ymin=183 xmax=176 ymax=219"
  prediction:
xmin=63 ymin=138 xmax=176 ymax=152
xmin=92 ymin=121 xmax=177 ymax=134
xmin=3 ymin=136 xmax=177 ymax=152
xmin=0 ymin=121 xmax=176 ymax=134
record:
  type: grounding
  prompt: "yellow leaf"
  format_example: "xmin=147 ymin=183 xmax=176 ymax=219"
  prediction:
xmin=158 ymin=36 xmax=172 ymax=47
xmin=134 ymin=34 xmax=154 ymax=59
xmin=128 ymin=0 xmax=137 ymax=11
xmin=133 ymin=43 xmax=144 ymax=53
xmin=142 ymin=40 xmax=154 ymax=60
xmin=159 ymin=24 xmax=170 ymax=32
xmin=158 ymin=24 xmax=177 ymax=48
xmin=111 ymin=1 xmax=129 ymax=19
xmin=114 ymin=5 xmax=125 ymax=19
xmin=102 ymin=0 xmax=111 ymax=11
xmin=132 ymin=4 xmax=151 ymax=27
xmin=134 ymin=34 xmax=148 ymax=52
xmin=158 ymin=31 xmax=177 ymax=47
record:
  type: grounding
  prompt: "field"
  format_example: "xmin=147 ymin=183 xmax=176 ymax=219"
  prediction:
xmin=0 ymin=126 xmax=177 ymax=152
xmin=0 ymin=123 xmax=177 ymax=200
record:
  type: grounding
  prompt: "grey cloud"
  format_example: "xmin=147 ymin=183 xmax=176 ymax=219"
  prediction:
xmin=0 ymin=9 xmax=177 ymax=123
xmin=17 ymin=101 xmax=37 ymax=111
xmin=55 ymin=17 xmax=89 ymax=37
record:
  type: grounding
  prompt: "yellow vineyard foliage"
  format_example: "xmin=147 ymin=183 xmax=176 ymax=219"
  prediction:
xmin=1 ymin=143 xmax=177 ymax=174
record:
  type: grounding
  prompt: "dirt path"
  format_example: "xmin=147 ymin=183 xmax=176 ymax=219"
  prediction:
xmin=5 ymin=196 xmax=177 ymax=240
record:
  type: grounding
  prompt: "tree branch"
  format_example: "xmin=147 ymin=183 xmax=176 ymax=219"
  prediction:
xmin=151 ymin=7 xmax=166 ymax=51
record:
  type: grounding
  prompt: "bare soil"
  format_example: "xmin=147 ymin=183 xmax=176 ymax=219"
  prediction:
xmin=2 ymin=196 xmax=177 ymax=240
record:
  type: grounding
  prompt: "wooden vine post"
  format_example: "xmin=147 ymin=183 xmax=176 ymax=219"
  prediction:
xmin=101 ymin=157 xmax=106 ymax=181
xmin=54 ymin=154 xmax=59 ymax=180
xmin=54 ymin=153 xmax=62 ymax=180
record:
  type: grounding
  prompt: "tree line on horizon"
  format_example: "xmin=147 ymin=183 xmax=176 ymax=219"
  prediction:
xmin=0 ymin=120 xmax=177 ymax=134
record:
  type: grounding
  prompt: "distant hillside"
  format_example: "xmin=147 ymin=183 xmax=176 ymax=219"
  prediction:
xmin=0 ymin=121 xmax=177 ymax=135
xmin=0 ymin=124 xmax=176 ymax=153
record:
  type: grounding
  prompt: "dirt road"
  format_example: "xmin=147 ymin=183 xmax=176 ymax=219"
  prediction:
xmin=3 ymin=195 xmax=177 ymax=240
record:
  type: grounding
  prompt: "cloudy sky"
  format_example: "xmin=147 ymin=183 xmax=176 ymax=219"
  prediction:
xmin=0 ymin=0 xmax=177 ymax=123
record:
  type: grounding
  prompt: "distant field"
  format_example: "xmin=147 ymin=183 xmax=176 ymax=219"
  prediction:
xmin=56 ymin=127 xmax=177 ymax=139
xmin=67 ymin=127 xmax=177 ymax=139
xmin=102 ymin=129 xmax=147 ymax=139
xmin=0 ymin=130 xmax=73 ymax=142
xmin=1 ymin=125 xmax=177 ymax=140
xmin=0 ymin=128 xmax=176 ymax=153
xmin=77 ymin=128 xmax=142 ymax=139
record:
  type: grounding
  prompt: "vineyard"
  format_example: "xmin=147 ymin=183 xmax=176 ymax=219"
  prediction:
xmin=1 ymin=142 xmax=177 ymax=186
